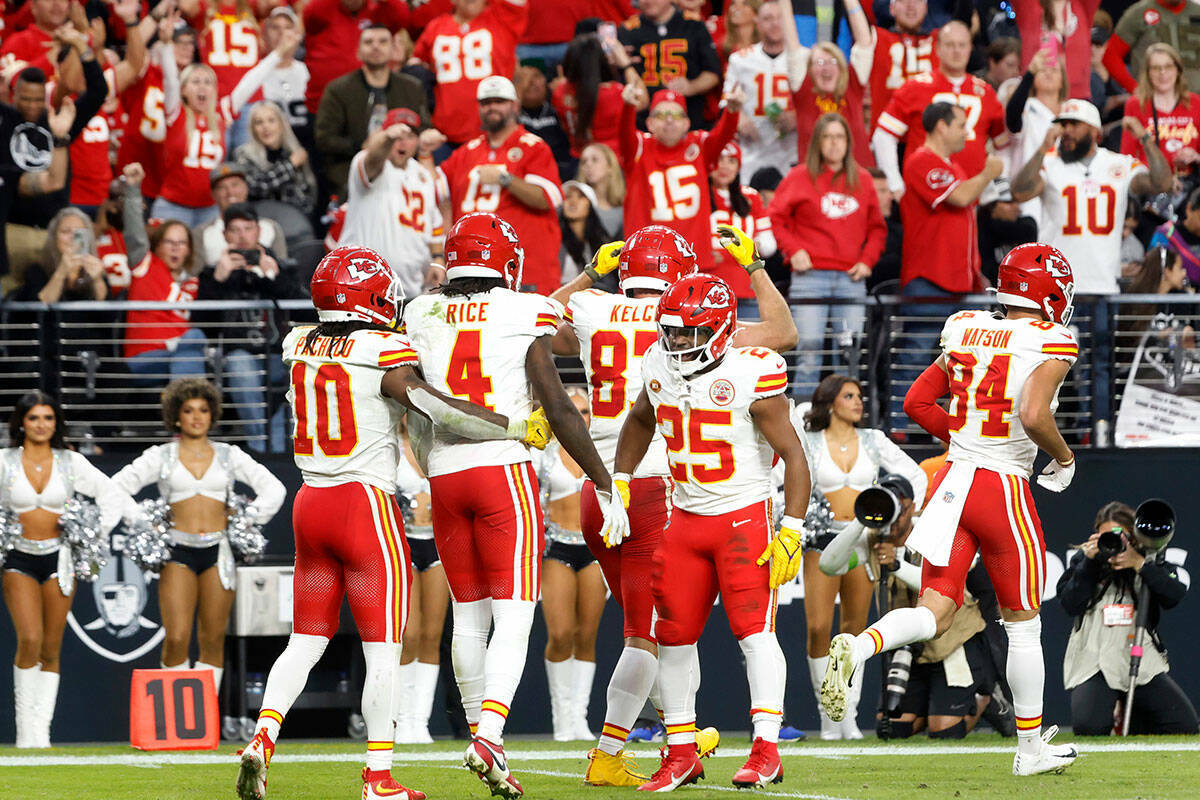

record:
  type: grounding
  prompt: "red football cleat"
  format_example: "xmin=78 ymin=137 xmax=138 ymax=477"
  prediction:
xmin=637 ymin=744 xmax=704 ymax=792
xmin=731 ymin=737 xmax=783 ymax=788
xmin=464 ymin=737 xmax=524 ymax=798
xmin=361 ymin=767 xmax=427 ymax=799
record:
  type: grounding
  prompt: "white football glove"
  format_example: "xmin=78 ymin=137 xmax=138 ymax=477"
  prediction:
xmin=1036 ymin=456 xmax=1075 ymax=493
xmin=598 ymin=479 xmax=632 ymax=548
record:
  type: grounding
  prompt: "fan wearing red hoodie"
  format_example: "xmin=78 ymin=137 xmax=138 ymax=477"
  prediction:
xmin=768 ymin=112 xmax=886 ymax=397
xmin=620 ymin=85 xmax=742 ymax=272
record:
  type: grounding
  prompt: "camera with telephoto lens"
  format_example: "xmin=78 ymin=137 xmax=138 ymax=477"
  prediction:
xmin=854 ymin=474 xmax=915 ymax=530
xmin=1134 ymin=499 xmax=1175 ymax=553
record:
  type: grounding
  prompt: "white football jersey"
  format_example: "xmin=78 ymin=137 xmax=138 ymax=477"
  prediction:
xmin=339 ymin=151 xmax=444 ymax=302
xmin=282 ymin=326 xmax=419 ymax=493
xmin=939 ymin=310 xmax=1078 ymax=477
xmin=641 ymin=343 xmax=789 ymax=515
xmin=1038 ymin=148 xmax=1145 ymax=295
xmin=722 ymin=43 xmax=798 ymax=184
xmin=403 ymin=287 xmax=561 ymax=478
xmin=566 ymin=289 xmax=670 ymax=478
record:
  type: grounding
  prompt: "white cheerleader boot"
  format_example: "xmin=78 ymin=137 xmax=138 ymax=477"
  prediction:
xmin=545 ymin=658 xmax=575 ymax=742
xmin=808 ymin=656 xmax=841 ymax=740
xmin=392 ymin=660 xmax=418 ymax=744
xmin=13 ymin=665 xmax=38 ymax=748
xmin=409 ymin=662 xmax=439 ymax=744
xmin=31 ymin=669 xmax=60 ymax=748
xmin=570 ymin=659 xmax=596 ymax=741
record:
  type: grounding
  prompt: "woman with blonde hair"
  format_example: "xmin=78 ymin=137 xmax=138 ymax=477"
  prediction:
xmin=152 ymin=14 xmax=226 ymax=226
xmin=576 ymin=143 xmax=625 ymax=237
xmin=114 ymin=378 xmax=285 ymax=695
xmin=17 ymin=208 xmax=108 ymax=304
xmin=1121 ymin=43 xmax=1200 ymax=177
xmin=3 ymin=392 xmax=134 ymax=747
xmin=779 ymin=0 xmax=873 ymax=167
xmin=233 ymin=101 xmax=318 ymax=216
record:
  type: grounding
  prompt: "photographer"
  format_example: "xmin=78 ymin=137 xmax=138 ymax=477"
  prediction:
xmin=1057 ymin=502 xmax=1198 ymax=736
xmin=196 ymin=204 xmax=303 ymax=451
xmin=822 ymin=475 xmax=1008 ymax=740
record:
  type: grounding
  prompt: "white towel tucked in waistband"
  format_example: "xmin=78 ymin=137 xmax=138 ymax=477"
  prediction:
xmin=906 ymin=461 xmax=976 ymax=567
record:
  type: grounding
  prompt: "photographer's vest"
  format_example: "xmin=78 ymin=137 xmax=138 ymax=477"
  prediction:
xmin=1063 ymin=577 xmax=1169 ymax=691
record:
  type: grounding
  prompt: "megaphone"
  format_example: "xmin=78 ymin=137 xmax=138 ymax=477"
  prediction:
xmin=1134 ymin=499 xmax=1175 ymax=552
xmin=853 ymin=474 xmax=914 ymax=529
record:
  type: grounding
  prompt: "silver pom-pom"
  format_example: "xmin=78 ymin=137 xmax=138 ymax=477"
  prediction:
xmin=123 ymin=498 xmax=173 ymax=575
xmin=59 ymin=496 xmax=110 ymax=581
xmin=0 ymin=506 xmax=21 ymax=569
xmin=226 ymin=494 xmax=266 ymax=563
xmin=804 ymin=490 xmax=836 ymax=550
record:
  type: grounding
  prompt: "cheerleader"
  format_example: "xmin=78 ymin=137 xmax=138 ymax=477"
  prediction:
xmin=2 ymin=392 xmax=134 ymax=748
xmin=537 ymin=388 xmax=607 ymax=742
xmin=794 ymin=375 xmax=926 ymax=739
xmin=392 ymin=425 xmax=448 ymax=745
xmin=113 ymin=379 xmax=284 ymax=691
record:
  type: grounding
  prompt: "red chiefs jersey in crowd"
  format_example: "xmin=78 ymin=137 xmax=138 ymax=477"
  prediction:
xmin=118 ymin=63 xmax=167 ymax=198
xmin=551 ymin=81 xmax=624 ymax=157
xmin=200 ymin=5 xmax=262 ymax=100
xmin=437 ymin=124 xmax=563 ymax=293
xmin=412 ymin=0 xmax=528 ymax=144
xmin=900 ymin=145 xmax=979 ymax=292
xmin=867 ymin=26 xmax=940 ymax=132
xmin=0 ymin=24 xmax=55 ymax=77
xmin=302 ymin=0 xmax=409 ymax=112
xmin=124 ymin=253 xmax=199 ymax=358
xmin=97 ymin=229 xmax=130 ymax=294
xmin=709 ymin=186 xmax=770 ymax=298
xmin=158 ymin=111 xmax=226 ymax=208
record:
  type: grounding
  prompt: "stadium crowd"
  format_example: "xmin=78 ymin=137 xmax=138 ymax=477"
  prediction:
xmin=1 ymin=2 xmax=1199 ymax=796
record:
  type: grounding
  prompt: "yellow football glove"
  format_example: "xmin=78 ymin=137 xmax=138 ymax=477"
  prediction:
xmin=612 ymin=471 xmax=632 ymax=509
xmin=757 ymin=516 xmax=805 ymax=589
xmin=517 ymin=407 xmax=552 ymax=450
xmin=584 ymin=240 xmax=624 ymax=282
xmin=716 ymin=224 xmax=765 ymax=274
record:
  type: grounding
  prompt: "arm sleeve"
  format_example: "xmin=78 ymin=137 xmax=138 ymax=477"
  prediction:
xmin=1006 ymin=71 xmax=1034 ymax=134
xmin=893 ymin=558 xmax=923 ymax=592
xmin=618 ymin=100 xmax=640 ymax=169
xmin=71 ymin=452 xmax=136 ymax=531
xmin=229 ymin=50 xmax=280 ymax=116
xmin=111 ymin=446 xmax=162 ymax=497
xmin=1102 ymin=34 xmax=1137 ymax=94
xmin=1119 ymin=95 xmax=1140 ymax=156
xmin=700 ymin=108 xmax=738 ymax=167
xmin=903 ymin=361 xmax=952 ymax=442
xmin=1139 ymin=559 xmax=1189 ymax=610
xmin=872 ymin=430 xmax=929 ymax=511
xmin=818 ymin=520 xmax=866 ymax=576
xmin=228 ymin=445 xmax=287 ymax=524
xmin=68 ymin=57 xmax=110 ymax=140
xmin=122 ymin=183 xmax=150 ymax=265
xmin=1056 ymin=550 xmax=1103 ymax=616
xmin=160 ymin=42 xmax=181 ymax=120
xmin=872 ymin=126 xmax=904 ymax=193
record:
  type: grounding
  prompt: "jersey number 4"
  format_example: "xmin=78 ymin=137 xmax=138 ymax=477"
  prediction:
xmin=446 ymin=330 xmax=494 ymax=410
xmin=291 ymin=363 xmax=359 ymax=456
xmin=947 ymin=352 xmax=1014 ymax=438
xmin=657 ymin=405 xmax=734 ymax=483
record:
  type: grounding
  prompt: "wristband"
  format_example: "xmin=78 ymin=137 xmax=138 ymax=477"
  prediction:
xmin=583 ymin=264 xmax=602 ymax=282
xmin=53 ymin=136 xmax=70 ymax=148
xmin=1140 ymin=131 xmax=1154 ymax=143
xmin=744 ymin=259 xmax=765 ymax=275
xmin=780 ymin=515 xmax=805 ymax=531
xmin=498 ymin=171 xmax=513 ymax=188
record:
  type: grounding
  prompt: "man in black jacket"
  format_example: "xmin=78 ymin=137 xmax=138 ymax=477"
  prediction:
xmin=314 ymin=24 xmax=430 ymax=198
xmin=197 ymin=203 xmax=305 ymax=451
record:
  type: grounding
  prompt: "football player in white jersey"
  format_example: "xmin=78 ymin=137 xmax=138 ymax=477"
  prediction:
xmin=403 ymin=212 xmax=626 ymax=799
xmin=1009 ymin=99 xmax=1171 ymax=295
xmin=549 ymin=223 xmax=797 ymax=786
xmin=821 ymin=243 xmax=1082 ymax=777
xmin=612 ymin=273 xmax=811 ymax=792
xmin=236 ymin=247 xmax=549 ymax=800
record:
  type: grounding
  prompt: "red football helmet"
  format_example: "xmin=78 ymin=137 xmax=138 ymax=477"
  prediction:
xmin=993 ymin=242 xmax=1075 ymax=325
xmin=619 ymin=225 xmax=698 ymax=293
xmin=656 ymin=273 xmax=737 ymax=376
xmin=444 ymin=212 xmax=524 ymax=289
xmin=311 ymin=245 xmax=402 ymax=326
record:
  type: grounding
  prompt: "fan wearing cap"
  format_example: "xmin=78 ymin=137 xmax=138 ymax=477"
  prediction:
xmin=437 ymin=75 xmax=564 ymax=293
xmin=613 ymin=272 xmax=811 ymax=790
xmin=708 ymin=140 xmax=776 ymax=308
xmin=338 ymin=107 xmax=444 ymax=301
xmin=1011 ymin=98 xmax=1171 ymax=295
xmin=410 ymin=0 xmax=529 ymax=145
xmin=403 ymin=212 xmax=626 ymax=799
xmin=822 ymin=242 xmax=1082 ymax=777
xmin=618 ymin=81 xmax=743 ymax=271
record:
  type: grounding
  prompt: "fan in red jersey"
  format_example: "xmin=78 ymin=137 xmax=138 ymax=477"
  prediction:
xmin=196 ymin=1 xmax=262 ymax=112
xmin=873 ymin=21 xmax=1006 ymax=197
xmin=436 ymin=76 xmax=564 ymax=294
xmin=236 ymin=244 xmax=551 ymax=800
xmin=822 ymin=242 xmax=1081 ymax=778
xmin=618 ymin=83 xmax=744 ymax=272
xmin=411 ymin=0 xmax=529 ymax=145
xmin=708 ymin=141 xmax=776 ymax=305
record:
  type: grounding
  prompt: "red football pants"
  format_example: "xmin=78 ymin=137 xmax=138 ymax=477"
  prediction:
xmin=580 ymin=477 xmax=671 ymax=642
xmin=652 ymin=499 xmax=777 ymax=646
xmin=430 ymin=463 xmax=544 ymax=603
xmin=921 ymin=464 xmax=1047 ymax=612
xmin=291 ymin=482 xmax=411 ymax=643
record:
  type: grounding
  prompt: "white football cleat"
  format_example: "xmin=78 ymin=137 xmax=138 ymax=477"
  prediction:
xmin=1012 ymin=725 xmax=1078 ymax=776
xmin=464 ymin=737 xmax=524 ymax=798
xmin=820 ymin=634 xmax=857 ymax=723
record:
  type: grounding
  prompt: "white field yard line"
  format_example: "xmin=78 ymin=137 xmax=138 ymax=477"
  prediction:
xmin=431 ymin=764 xmax=858 ymax=800
xmin=0 ymin=740 xmax=1195 ymax=768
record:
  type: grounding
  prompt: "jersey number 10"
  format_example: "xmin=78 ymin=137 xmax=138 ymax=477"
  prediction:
xmin=291 ymin=363 xmax=360 ymax=456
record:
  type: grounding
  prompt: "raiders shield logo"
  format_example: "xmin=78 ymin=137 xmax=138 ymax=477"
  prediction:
xmin=66 ymin=532 xmax=163 ymax=663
